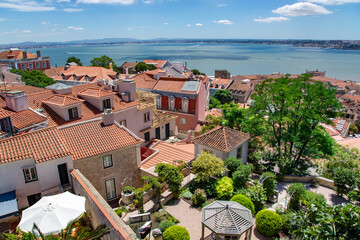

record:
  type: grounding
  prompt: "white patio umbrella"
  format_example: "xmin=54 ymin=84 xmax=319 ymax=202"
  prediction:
xmin=18 ymin=191 xmax=86 ymax=235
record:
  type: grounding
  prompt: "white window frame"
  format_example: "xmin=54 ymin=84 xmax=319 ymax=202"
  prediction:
xmin=144 ymin=112 xmax=150 ymax=122
xmin=21 ymin=64 xmax=26 ymax=70
xmin=169 ymin=96 xmax=175 ymax=111
xmin=156 ymin=95 xmax=161 ymax=109
xmin=23 ymin=167 xmax=38 ymax=183
xmin=182 ymin=97 xmax=188 ymax=113
xmin=103 ymin=98 xmax=111 ymax=109
xmin=105 ymin=178 xmax=116 ymax=200
xmin=103 ymin=155 xmax=113 ymax=169
xmin=28 ymin=63 xmax=33 ymax=69
xmin=68 ymin=107 xmax=78 ymax=120
xmin=181 ymin=117 xmax=187 ymax=125
xmin=42 ymin=62 xmax=47 ymax=68
xmin=35 ymin=62 xmax=40 ymax=69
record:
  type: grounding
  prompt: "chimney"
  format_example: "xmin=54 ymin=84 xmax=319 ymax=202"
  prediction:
xmin=102 ymin=109 xmax=114 ymax=126
xmin=114 ymin=79 xmax=136 ymax=102
xmin=125 ymin=67 xmax=129 ymax=75
xmin=36 ymin=50 xmax=41 ymax=58
xmin=116 ymin=72 xmax=120 ymax=80
xmin=186 ymin=130 xmax=192 ymax=143
xmin=109 ymin=62 xmax=113 ymax=70
xmin=5 ymin=91 xmax=29 ymax=112
xmin=22 ymin=51 xmax=27 ymax=59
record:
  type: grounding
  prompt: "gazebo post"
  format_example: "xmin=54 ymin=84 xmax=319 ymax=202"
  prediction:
xmin=201 ymin=223 xmax=204 ymax=240
xmin=248 ymin=226 xmax=253 ymax=240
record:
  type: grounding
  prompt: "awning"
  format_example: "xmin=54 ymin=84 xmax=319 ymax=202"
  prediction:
xmin=0 ymin=191 xmax=18 ymax=219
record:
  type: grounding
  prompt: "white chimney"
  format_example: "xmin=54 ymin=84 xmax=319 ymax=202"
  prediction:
xmin=5 ymin=91 xmax=29 ymax=112
xmin=102 ymin=109 xmax=114 ymax=126
xmin=109 ymin=62 xmax=113 ymax=70
xmin=186 ymin=130 xmax=192 ymax=143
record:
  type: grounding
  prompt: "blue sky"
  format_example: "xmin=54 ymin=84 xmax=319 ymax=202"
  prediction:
xmin=0 ymin=0 xmax=359 ymax=44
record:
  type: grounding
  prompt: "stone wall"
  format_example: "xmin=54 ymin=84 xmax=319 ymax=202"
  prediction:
xmin=71 ymin=170 xmax=138 ymax=240
xmin=283 ymin=175 xmax=336 ymax=190
xmin=73 ymin=144 xmax=142 ymax=202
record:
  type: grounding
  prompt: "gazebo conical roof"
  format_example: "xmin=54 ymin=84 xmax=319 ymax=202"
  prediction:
xmin=202 ymin=201 xmax=253 ymax=236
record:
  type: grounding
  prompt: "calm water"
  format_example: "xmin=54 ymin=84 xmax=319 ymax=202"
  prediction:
xmin=33 ymin=43 xmax=360 ymax=81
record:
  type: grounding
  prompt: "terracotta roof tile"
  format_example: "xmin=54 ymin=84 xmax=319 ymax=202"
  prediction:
xmin=0 ymin=50 xmax=37 ymax=60
xmin=4 ymin=85 xmax=50 ymax=95
xmin=43 ymin=94 xmax=84 ymax=106
xmin=141 ymin=141 xmax=194 ymax=170
xmin=78 ymin=87 xmax=115 ymax=98
xmin=153 ymin=78 xmax=198 ymax=94
xmin=53 ymin=66 xmax=118 ymax=82
xmin=210 ymin=78 xmax=232 ymax=89
xmin=0 ymin=127 xmax=71 ymax=164
xmin=131 ymin=73 xmax=158 ymax=89
xmin=193 ymin=126 xmax=250 ymax=152
xmin=58 ymin=119 xmax=142 ymax=160
xmin=10 ymin=109 xmax=47 ymax=130
xmin=143 ymin=60 xmax=167 ymax=68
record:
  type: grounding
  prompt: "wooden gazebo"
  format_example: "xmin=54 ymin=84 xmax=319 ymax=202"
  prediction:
xmin=201 ymin=201 xmax=254 ymax=240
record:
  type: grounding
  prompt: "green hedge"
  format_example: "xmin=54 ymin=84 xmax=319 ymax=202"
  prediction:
xmin=230 ymin=194 xmax=255 ymax=215
xmin=215 ymin=177 xmax=234 ymax=200
xmin=255 ymin=209 xmax=283 ymax=237
xmin=163 ymin=225 xmax=190 ymax=240
xmin=159 ymin=220 xmax=175 ymax=232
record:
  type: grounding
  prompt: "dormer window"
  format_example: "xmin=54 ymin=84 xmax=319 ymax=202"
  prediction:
xmin=61 ymin=73 xmax=66 ymax=80
xmin=215 ymin=84 xmax=219 ymax=88
xmin=73 ymin=75 xmax=77 ymax=81
xmin=210 ymin=83 xmax=213 ymax=87
xmin=85 ymin=75 xmax=89 ymax=81
xmin=103 ymin=99 xmax=111 ymax=109
xmin=68 ymin=107 xmax=78 ymax=120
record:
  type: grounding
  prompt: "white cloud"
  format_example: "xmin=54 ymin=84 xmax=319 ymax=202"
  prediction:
xmin=0 ymin=1 xmax=55 ymax=11
xmin=305 ymin=0 xmax=360 ymax=4
xmin=67 ymin=26 xmax=84 ymax=30
xmin=76 ymin=0 xmax=135 ymax=4
xmin=272 ymin=2 xmax=332 ymax=16
xmin=41 ymin=21 xmax=50 ymax=25
xmin=213 ymin=19 xmax=234 ymax=25
xmin=142 ymin=0 xmax=155 ymax=3
xmin=57 ymin=0 xmax=70 ymax=2
xmin=21 ymin=29 xmax=31 ymax=33
xmin=164 ymin=22 xmax=168 ymax=25
xmin=217 ymin=3 xmax=227 ymax=7
xmin=1 ymin=29 xmax=32 ymax=35
xmin=195 ymin=23 xmax=203 ymax=26
xmin=186 ymin=24 xmax=192 ymax=27
xmin=0 ymin=18 xmax=4 ymax=21
xmin=127 ymin=27 xmax=132 ymax=30
xmin=254 ymin=16 xmax=290 ymax=23
xmin=63 ymin=8 xmax=83 ymax=12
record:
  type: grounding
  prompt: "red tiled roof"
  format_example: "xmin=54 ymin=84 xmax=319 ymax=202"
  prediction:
xmin=4 ymin=85 xmax=50 ymax=95
xmin=143 ymin=60 xmax=167 ymax=68
xmin=53 ymin=66 xmax=118 ymax=82
xmin=78 ymin=87 xmax=115 ymax=98
xmin=341 ymin=94 xmax=360 ymax=102
xmin=141 ymin=141 xmax=194 ymax=170
xmin=153 ymin=78 xmax=196 ymax=94
xmin=0 ymin=127 xmax=71 ymax=164
xmin=120 ymin=62 xmax=137 ymax=68
xmin=131 ymin=73 xmax=158 ymax=89
xmin=210 ymin=78 xmax=232 ymax=89
xmin=58 ymin=119 xmax=142 ymax=160
xmin=193 ymin=126 xmax=250 ymax=152
xmin=10 ymin=109 xmax=47 ymax=130
xmin=43 ymin=94 xmax=84 ymax=106
xmin=0 ymin=50 xmax=37 ymax=60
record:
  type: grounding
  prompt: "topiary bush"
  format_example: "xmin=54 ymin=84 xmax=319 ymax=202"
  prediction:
xmin=159 ymin=220 xmax=175 ymax=232
xmin=215 ymin=177 xmax=234 ymax=200
xmin=163 ymin=225 xmax=190 ymax=240
xmin=224 ymin=157 xmax=242 ymax=177
xmin=256 ymin=209 xmax=283 ymax=237
xmin=230 ymin=194 xmax=255 ymax=215
xmin=190 ymin=189 xmax=207 ymax=207
xmin=287 ymin=183 xmax=305 ymax=211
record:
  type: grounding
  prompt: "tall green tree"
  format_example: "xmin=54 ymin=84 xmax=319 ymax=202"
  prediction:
xmin=90 ymin=55 xmax=117 ymax=70
xmin=66 ymin=56 xmax=82 ymax=66
xmin=192 ymin=152 xmax=224 ymax=182
xmin=135 ymin=62 xmax=157 ymax=72
xmin=10 ymin=69 xmax=55 ymax=88
xmin=213 ymin=90 xmax=232 ymax=104
xmin=155 ymin=163 xmax=184 ymax=198
xmin=191 ymin=69 xmax=206 ymax=76
xmin=250 ymin=74 xmax=342 ymax=174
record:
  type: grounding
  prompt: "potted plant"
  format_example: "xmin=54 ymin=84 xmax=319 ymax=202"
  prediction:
xmin=121 ymin=186 xmax=135 ymax=205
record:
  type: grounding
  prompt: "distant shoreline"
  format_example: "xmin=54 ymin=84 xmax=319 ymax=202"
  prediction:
xmin=1 ymin=39 xmax=359 ymax=50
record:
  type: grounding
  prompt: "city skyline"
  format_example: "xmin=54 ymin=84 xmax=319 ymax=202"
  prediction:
xmin=0 ymin=0 xmax=359 ymax=44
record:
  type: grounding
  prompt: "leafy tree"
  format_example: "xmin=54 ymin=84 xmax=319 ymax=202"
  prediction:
xmin=250 ymin=74 xmax=342 ymax=175
xmin=245 ymin=184 xmax=266 ymax=213
xmin=209 ymin=97 xmax=221 ymax=109
xmin=224 ymin=156 xmax=242 ymax=177
xmin=191 ymin=69 xmax=206 ymax=76
xmin=155 ymin=163 xmax=184 ymax=198
xmin=10 ymin=69 xmax=55 ymax=88
xmin=287 ymin=183 xmax=305 ymax=211
xmin=261 ymin=172 xmax=277 ymax=200
xmin=213 ymin=90 xmax=232 ymax=104
xmin=349 ymin=122 xmax=359 ymax=134
xmin=66 ymin=56 xmax=82 ymax=66
xmin=291 ymin=203 xmax=360 ymax=240
xmin=232 ymin=164 xmax=253 ymax=190
xmin=333 ymin=167 xmax=359 ymax=198
xmin=200 ymin=114 xmax=223 ymax=134
xmin=191 ymin=152 xmax=224 ymax=182
xmin=90 ymin=55 xmax=117 ymax=70
xmin=135 ymin=62 xmax=157 ymax=72
xmin=190 ymin=189 xmax=207 ymax=207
